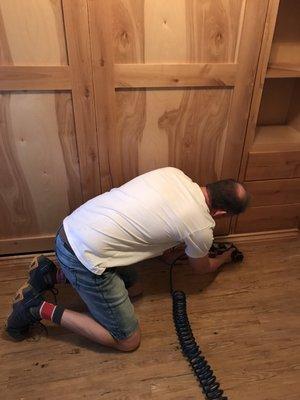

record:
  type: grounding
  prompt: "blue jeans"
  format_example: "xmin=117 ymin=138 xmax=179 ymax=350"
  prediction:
xmin=55 ymin=234 xmax=139 ymax=340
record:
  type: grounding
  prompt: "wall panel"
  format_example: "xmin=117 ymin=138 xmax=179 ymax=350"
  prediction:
xmin=115 ymin=88 xmax=232 ymax=184
xmin=0 ymin=92 xmax=82 ymax=248
xmin=112 ymin=0 xmax=243 ymax=63
xmin=0 ymin=0 xmax=270 ymax=252
xmin=89 ymin=0 xmax=268 ymax=236
xmin=0 ymin=0 xmax=99 ymax=254
xmin=0 ymin=0 xmax=67 ymax=65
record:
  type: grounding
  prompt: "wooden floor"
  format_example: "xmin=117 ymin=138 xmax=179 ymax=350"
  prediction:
xmin=1 ymin=238 xmax=300 ymax=400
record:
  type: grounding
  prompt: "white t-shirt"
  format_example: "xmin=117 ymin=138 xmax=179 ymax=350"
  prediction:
xmin=63 ymin=167 xmax=215 ymax=274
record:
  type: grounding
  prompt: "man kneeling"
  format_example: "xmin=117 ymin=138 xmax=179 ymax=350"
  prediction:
xmin=6 ymin=167 xmax=249 ymax=351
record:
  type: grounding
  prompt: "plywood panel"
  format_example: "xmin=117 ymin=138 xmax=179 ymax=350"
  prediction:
xmin=115 ymin=87 xmax=232 ymax=185
xmin=0 ymin=93 xmax=82 ymax=239
xmin=246 ymin=149 xmax=300 ymax=181
xmin=112 ymin=0 xmax=145 ymax=64
xmin=269 ymin=0 xmax=300 ymax=65
xmin=244 ymin=179 xmax=300 ymax=207
xmin=0 ymin=0 xmax=67 ymax=65
xmin=287 ymin=79 xmax=300 ymax=131
xmin=257 ymin=79 xmax=296 ymax=126
xmin=0 ymin=95 xmax=39 ymax=237
xmin=112 ymin=0 xmax=244 ymax=64
xmin=236 ymin=204 xmax=299 ymax=233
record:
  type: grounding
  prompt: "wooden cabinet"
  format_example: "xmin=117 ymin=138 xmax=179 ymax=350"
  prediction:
xmin=237 ymin=0 xmax=300 ymax=234
xmin=1 ymin=0 xmax=290 ymax=254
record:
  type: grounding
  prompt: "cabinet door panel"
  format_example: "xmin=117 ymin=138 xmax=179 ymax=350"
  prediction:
xmin=88 ymin=0 xmax=269 ymax=236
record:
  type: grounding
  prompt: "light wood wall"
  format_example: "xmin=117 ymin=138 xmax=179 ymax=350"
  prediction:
xmin=0 ymin=0 xmax=100 ymax=254
xmin=0 ymin=0 xmax=270 ymax=254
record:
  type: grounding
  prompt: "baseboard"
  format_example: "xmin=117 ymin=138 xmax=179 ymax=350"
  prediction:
xmin=0 ymin=235 xmax=55 ymax=257
xmin=216 ymin=229 xmax=299 ymax=244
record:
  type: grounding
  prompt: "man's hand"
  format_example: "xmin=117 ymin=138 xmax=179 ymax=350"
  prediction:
xmin=188 ymin=247 xmax=235 ymax=274
xmin=217 ymin=247 xmax=235 ymax=264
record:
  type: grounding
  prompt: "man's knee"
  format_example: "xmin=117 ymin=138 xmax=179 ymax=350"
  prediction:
xmin=115 ymin=327 xmax=141 ymax=352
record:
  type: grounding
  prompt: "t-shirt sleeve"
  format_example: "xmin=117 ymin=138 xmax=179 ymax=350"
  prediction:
xmin=184 ymin=228 xmax=213 ymax=259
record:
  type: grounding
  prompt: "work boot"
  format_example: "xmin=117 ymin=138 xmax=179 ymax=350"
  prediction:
xmin=5 ymin=284 xmax=44 ymax=341
xmin=28 ymin=255 xmax=57 ymax=293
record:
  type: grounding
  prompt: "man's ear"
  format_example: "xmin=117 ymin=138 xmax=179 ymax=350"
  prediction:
xmin=211 ymin=210 xmax=227 ymax=218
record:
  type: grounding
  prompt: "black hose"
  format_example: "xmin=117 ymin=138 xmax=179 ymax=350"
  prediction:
xmin=169 ymin=242 xmax=243 ymax=399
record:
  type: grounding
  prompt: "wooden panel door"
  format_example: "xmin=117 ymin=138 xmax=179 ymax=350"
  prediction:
xmin=87 ymin=0 xmax=269 ymax=235
xmin=0 ymin=0 xmax=99 ymax=254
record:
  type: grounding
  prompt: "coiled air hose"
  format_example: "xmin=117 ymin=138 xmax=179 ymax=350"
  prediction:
xmin=169 ymin=242 xmax=243 ymax=400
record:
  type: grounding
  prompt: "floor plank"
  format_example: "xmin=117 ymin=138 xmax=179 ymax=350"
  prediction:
xmin=0 ymin=238 xmax=299 ymax=399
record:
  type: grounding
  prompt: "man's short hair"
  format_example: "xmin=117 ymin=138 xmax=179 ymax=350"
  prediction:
xmin=206 ymin=179 xmax=249 ymax=215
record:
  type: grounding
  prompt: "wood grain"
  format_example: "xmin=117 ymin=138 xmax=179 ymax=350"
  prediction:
xmin=0 ymin=94 xmax=39 ymax=238
xmin=112 ymin=0 xmax=145 ymax=64
xmin=112 ymin=0 xmax=243 ymax=64
xmin=157 ymin=88 xmax=232 ymax=184
xmin=237 ymin=0 xmax=280 ymax=182
xmin=246 ymin=152 xmax=300 ymax=181
xmin=236 ymin=204 xmax=299 ymax=233
xmin=0 ymin=92 xmax=82 ymax=251
xmin=288 ymin=79 xmax=300 ymax=131
xmin=220 ymin=0 xmax=269 ymax=180
xmin=250 ymin=125 xmax=300 ymax=153
xmin=55 ymin=93 xmax=83 ymax=212
xmin=0 ymin=66 xmax=71 ymax=90
xmin=0 ymin=5 xmax=12 ymax=64
xmin=148 ymin=0 xmax=243 ymax=63
xmin=185 ymin=0 xmax=243 ymax=63
xmin=266 ymin=63 xmax=300 ymax=78
xmin=87 ymin=0 xmax=268 ymax=239
xmin=115 ymin=87 xmax=232 ymax=185
xmin=236 ymin=0 xmax=300 ymax=234
xmin=244 ymin=178 xmax=300 ymax=207
xmin=269 ymin=0 xmax=300 ymax=65
xmin=1 ymin=238 xmax=299 ymax=399
xmin=88 ymin=0 xmax=117 ymax=191
xmin=217 ymin=228 xmax=299 ymax=244
xmin=257 ymin=78 xmax=297 ymax=125
xmin=0 ymin=0 xmax=67 ymax=65
xmin=0 ymin=234 xmax=55 ymax=255
xmin=114 ymin=63 xmax=237 ymax=88
xmin=62 ymin=0 xmax=101 ymax=200
xmin=246 ymin=138 xmax=300 ymax=181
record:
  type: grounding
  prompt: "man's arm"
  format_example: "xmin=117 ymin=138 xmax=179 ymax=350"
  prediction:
xmin=188 ymin=247 xmax=234 ymax=274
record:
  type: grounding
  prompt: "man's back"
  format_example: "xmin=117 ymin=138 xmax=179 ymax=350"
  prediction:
xmin=64 ymin=167 xmax=215 ymax=274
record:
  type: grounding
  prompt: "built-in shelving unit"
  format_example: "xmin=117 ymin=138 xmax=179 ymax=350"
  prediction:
xmin=236 ymin=0 xmax=300 ymax=234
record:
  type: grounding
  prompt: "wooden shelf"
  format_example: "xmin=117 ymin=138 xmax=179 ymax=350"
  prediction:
xmin=252 ymin=125 xmax=300 ymax=152
xmin=246 ymin=126 xmax=300 ymax=181
xmin=266 ymin=63 xmax=300 ymax=78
